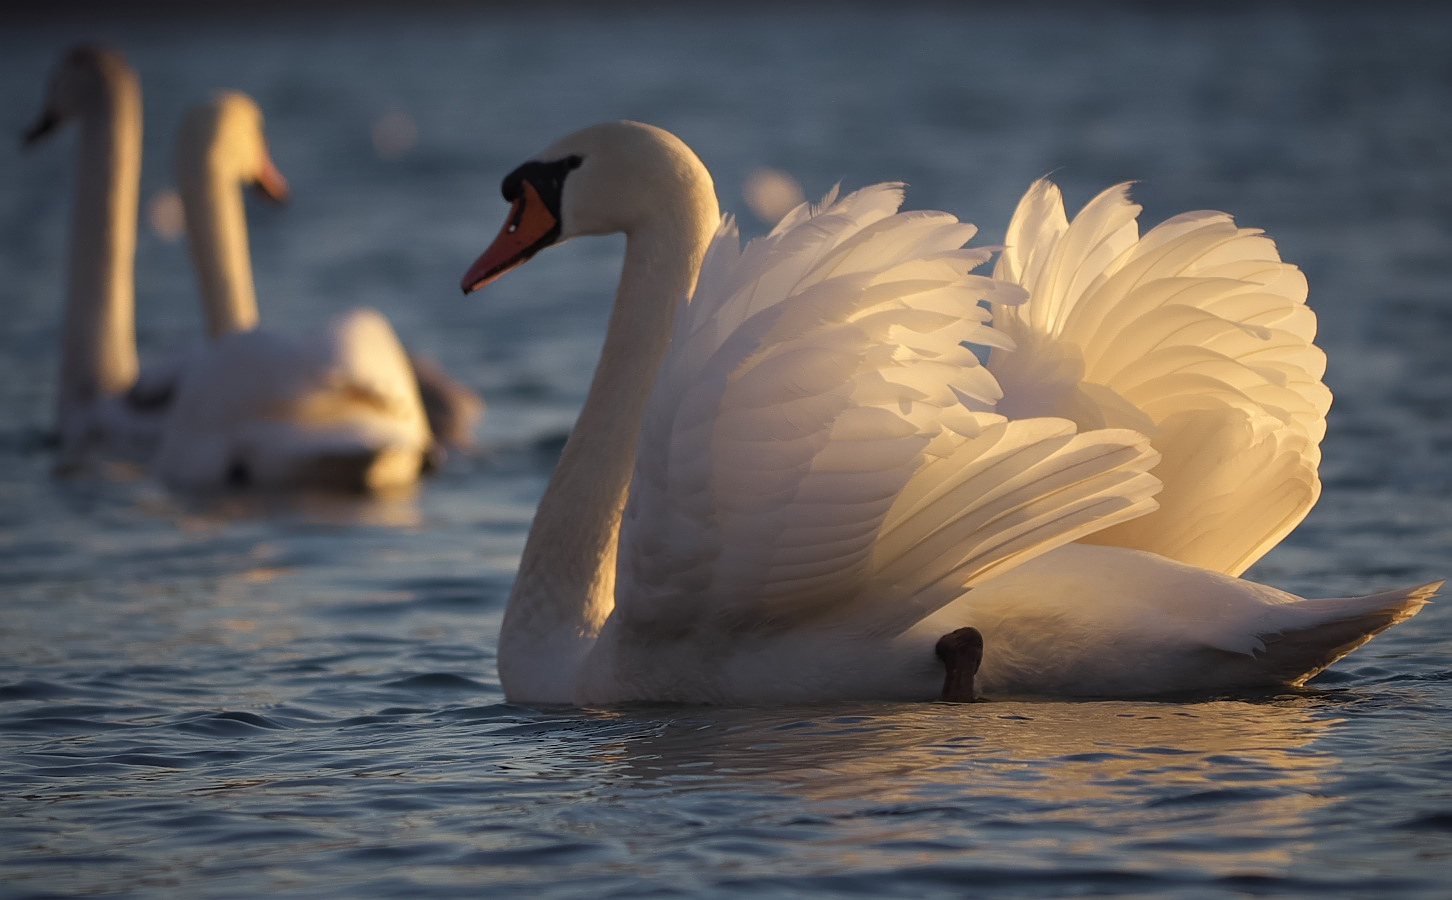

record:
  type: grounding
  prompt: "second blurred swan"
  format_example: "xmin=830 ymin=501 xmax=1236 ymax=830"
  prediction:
xmin=153 ymin=90 xmax=438 ymax=490
xmin=162 ymin=91 xmax=483 ymax=486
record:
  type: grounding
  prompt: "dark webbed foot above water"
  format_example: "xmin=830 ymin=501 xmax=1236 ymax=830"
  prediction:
xmin=935 ymin=627 xmax=984 ymax=702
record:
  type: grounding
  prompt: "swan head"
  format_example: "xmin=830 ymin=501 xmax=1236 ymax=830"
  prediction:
xmin=24 ymin=44 xmax=135 ymax=146
xmin=175 ymin=90 xmax=290 ymax=204
xmin=462 ymin=120 xmax=716 ymax=293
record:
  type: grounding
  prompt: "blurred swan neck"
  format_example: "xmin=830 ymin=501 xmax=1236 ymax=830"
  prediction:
xmin=58 ymin=61 xmax=141 ymax=429
xmin=176 ymin=114 xmax=260 ymax=339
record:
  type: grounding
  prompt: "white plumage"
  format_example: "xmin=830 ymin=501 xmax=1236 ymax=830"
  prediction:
xmin=26 ymin=45 xmax=156 ymax=471
xmin=592 ymin=182 xmax=1161 ymax=703
xmin=465 ymin=121 xmax=1433 ymax=706
xmin=990 ymin=180 xmax=1327 ymax=575
xmin=933 ymin=180 xmax=1435 ymax=698
xmin=152 ymin=307 xmax=431 ymax=491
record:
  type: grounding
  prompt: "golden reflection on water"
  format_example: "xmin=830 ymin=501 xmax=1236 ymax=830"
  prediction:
xmin=2 ymin=481 xmax=423 ymax=671
xmin=165 ymin=485 xmax=425 ymax=530
xmin=579 ymin=699 xmax=1339 ymax=876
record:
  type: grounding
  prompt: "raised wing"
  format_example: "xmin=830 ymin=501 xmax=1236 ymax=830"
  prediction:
xmin=855 ymin=413 xmax=1161 ymax=636
xmin=990 ymin=180 xmax=1329 ymax=576
xmin=614 ymin=185 xmax=1159 ymax=639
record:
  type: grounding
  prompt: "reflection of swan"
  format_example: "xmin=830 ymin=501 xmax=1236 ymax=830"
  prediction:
xmin=464 ymin=699 xmax=1337 ymax=883
xmin=464 ymin=122 xmax=1437 ymax=705
xmin=569 ymin=700 xmax=1335 ymax=875
xmin=586 ymin=700 xmax=1333 ymax=807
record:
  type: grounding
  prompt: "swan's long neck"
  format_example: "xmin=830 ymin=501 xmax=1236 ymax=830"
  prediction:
xmin=57 ymin=65 xmax=140 ymax=432
xmin=177 ymin=133 xmax=260 ymax=339
xmin=499 ymin=195 xmax=719 ymax=703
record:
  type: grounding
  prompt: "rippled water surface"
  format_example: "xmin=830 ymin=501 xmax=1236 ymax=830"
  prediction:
xmin=3 ymin=5 xmax=1452 ymax=898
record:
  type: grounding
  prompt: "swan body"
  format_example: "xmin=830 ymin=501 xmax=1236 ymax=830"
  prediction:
xmin=919 ymin=545 xmax=1433 ymax=697
xmin=153 ymin=307 xmax=431 ymax=490
xmin=464 ymin=123 xmax=1435 ymax=705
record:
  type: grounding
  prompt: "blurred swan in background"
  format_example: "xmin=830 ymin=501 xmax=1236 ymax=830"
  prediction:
xmin=462 ymin=120 xmax=1436 ymax=706
xmin=29 ymin=46 xmax=480 ymax=491
xmin=168 ymin=89 xmax=483 ymax=460
xmin=152 ymin=90 xmax=434 ymax=491
xmin=25 ymin=44 xmax=161 ymax=471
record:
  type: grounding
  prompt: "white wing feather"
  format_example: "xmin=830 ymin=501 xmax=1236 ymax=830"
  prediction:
xmin=990 ymin=180 xmax=1328 ymax=576
xmin=855 ymin=415 xmax=1161 ymax=636
xmin=616 ymin=185 xmax=1161 ymax=639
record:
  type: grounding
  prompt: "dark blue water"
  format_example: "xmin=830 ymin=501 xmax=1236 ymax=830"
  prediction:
xmin=3 ymin=5 xmax=1452 ymax=898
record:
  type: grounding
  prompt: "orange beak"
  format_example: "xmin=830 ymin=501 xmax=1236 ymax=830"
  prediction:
xmin=252 ymin=149 xmax=290 ymax=205
xmin=461 ymin=180 xmax=559 ymax=294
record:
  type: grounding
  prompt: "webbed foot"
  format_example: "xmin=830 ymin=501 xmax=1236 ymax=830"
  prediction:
xmin=935 ymin=626 xmax=983 ymax=703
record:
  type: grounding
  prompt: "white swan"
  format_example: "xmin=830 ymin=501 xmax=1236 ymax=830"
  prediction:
xmin=30 ymin=46 xmax=477 ymax=491
xmin=168 ymin=89 xmax=483 ymax=458
xmin=151 ymin=89 xmax=436 ymax=491
xmin=462 ymin=121 xmax=1437 ymax=705
xmin=172 ymin=89 xmax=289 ymax=340
xmin=25 ymin=45 xmax=161 ymax=470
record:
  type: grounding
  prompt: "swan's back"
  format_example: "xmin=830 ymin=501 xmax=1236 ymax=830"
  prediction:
xmin=939 ymin=544 xmax=1437 ymax=697
xmin=990 ymin=180 xmax=1329 ymax=576
xmin=153 ymin=308 xmax=431 ymax=491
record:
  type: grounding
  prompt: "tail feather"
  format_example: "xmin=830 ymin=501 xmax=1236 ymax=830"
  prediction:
xmin=1266 ymin=581 xmax=1440 ymax=685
